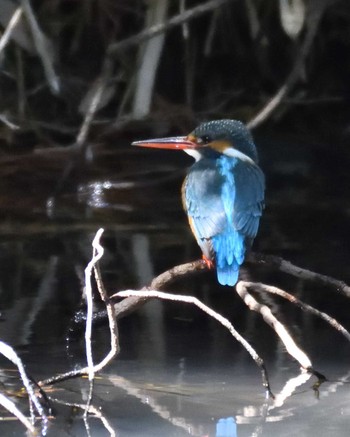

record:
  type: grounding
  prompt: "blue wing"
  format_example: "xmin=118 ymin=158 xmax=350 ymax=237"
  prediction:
xmin=183 ymin=156 xmax=264 ymax=286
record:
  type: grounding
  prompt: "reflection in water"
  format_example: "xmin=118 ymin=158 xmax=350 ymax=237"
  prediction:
xmin=107 ymin=373 xmax=199 ymax=435
xmin=1 ymin=357 xmax=350 ymax=436
xmin=216 ymin=417 xmax=237 ymax=437
xmin=86 ymin=363 xmax=350 ymax=436
xmin=0 ymin=256 xmax=59 ymax=345
xmin=270 ymin=372 xmax=311 ymax=410
xmin=77 ymin=180 xmax=135 ymax=211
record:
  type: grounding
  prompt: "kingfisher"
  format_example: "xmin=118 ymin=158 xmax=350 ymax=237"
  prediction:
xmin=132 ymin=119 xmax=265 ymax=286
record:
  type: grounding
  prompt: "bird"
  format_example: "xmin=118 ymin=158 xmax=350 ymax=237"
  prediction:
xmin=132 ymin=119 xmax=265 ymax=286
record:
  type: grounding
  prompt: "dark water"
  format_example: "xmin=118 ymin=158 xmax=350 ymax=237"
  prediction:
xmin=0 ymin=134 xmax=350 ymax=436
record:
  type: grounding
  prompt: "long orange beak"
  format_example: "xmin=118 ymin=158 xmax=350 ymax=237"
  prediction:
xmin=132 ymin=136 xmax=197 ymax=150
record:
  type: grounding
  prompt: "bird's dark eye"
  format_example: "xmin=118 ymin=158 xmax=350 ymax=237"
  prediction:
xmin=200 ymin=135 xmax=211 ymax=145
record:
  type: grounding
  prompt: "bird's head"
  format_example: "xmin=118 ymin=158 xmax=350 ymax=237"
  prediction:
xmin=132 ymin=119 xmax=258 ymax=164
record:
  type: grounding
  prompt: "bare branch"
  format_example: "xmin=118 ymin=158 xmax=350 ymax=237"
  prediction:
xmin=246 ymin=281 xmax=350 ymax=342
xmin=110 ymin=260 xmax=206 ymax=319
xmin=40 ymin=229 xmax=120 ymax=387
xmin=86 ymin=252 xmax=350 ymax=333
xmin=247 ymin=252 xmax=350 ymax=298
xmin=76 ymin=76 xmax=109 ymax=149
xmin=74 ymin=0 xmax=231 ymax=147
xmin=235 ymin=281 xmax=313 ymax=370
xmin=21 ymin=0 xmax=60 ymax=94
xmin=247 ymin=2 xmax=327 ymax=129
xmin=114 ymin=288 xmax=273 ymax=398
xmin=0 ymin=6 xmax=23 ymax=55
xmin=93 ymin=232 xmax=120 ymax=370
xmin=107 ymin=0 xmax=232 ymax=57
xmin=0 ymin=340 xmax=48 ymax=433
xmin=84 ymin=228 xmax=105 ymax=382
xmin=40 ymin=243 xmax=349 ymax=392
xmin=247 ymin=85 xmax=289 ymax=130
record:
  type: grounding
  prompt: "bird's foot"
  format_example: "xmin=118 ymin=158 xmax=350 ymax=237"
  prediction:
xmin=202 ymin=255 xmax=214 ymax=269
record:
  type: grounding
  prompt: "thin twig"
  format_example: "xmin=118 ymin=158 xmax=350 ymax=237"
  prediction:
xmin=247 ymin=252 xmax=350 ymax=298
xmin=0 ymin=340 xmax=48 ymax=433
xmin=247 ymin=2 xmax=326 ymax=129
xmin=247 ymin=85 xmax=289 ymax=129
xmin=83 ymin=228 xmax=105 ymax=418
xmin=0 ymin=7 xmax=23 ymax=54
xmin=93 ymin=232 xmax=120 ymax=370
xmin=75 ymin=74 xmax=111 ymax=149
xmin=235 ymin=281 xmax=312 ymax=370
xmin=39 ymin=229 xmax=119 ymax=387
xmin=246 ymin=281 xmax=350 ymax=342
xmin=107 ymin=0 xmax=231 ymax=56
xmin=84 ymin=229 xmax=105 ymax=382
xmin=21 ymin=0 xmax=60 ymax=94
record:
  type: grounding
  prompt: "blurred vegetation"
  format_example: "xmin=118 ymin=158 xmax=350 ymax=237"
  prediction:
xmin=0 ymin=0 xmax=349 ymax=152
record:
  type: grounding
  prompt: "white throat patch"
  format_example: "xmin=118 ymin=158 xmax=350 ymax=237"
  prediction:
xmin=223 ymin=147 xmax=255 ymax=164
xmin=184 ymin=148 xmax=202 ymax=161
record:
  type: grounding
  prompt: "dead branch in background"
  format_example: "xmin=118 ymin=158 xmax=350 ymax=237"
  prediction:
xmin=107 ymin=0 xmax=231 ymax=57
xmin=21 ymin=0 xmax=59 ymax=94
xmin=0 ymin=0 xmax=344 ymax=151
xmin=247 ymin=0 xmax=330 ymax=129
xmin=132 ymin=0 xmax=169 ymax=118
xmin=75 ymin=0 xmax=232 ymax=140
xmin=0 ymin=6 xmax=22 ymax=54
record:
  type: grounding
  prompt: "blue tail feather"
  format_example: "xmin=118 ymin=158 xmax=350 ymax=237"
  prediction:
xmin=212 ymin=230 xmax=246 ymax=286
xmin=216 ymin=263 xmax=240 ymax=286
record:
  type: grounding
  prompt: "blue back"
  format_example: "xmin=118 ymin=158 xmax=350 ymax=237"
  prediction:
xmin=183 ymin=154 xmax=264 ymax=286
